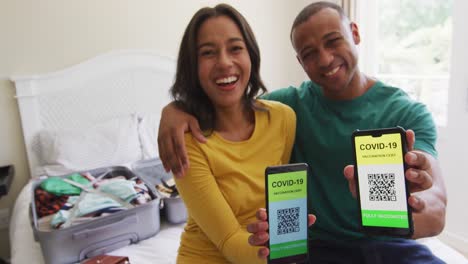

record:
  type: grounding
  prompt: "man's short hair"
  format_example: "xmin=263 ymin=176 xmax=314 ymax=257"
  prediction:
xmin=290 ymin=1 xmax=348 ymax=41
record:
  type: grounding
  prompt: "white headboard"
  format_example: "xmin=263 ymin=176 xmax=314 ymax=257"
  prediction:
xmin=11 ymin=50 xmax=176 ymax=177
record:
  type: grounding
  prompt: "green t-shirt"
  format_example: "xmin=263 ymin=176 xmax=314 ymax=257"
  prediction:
xmin=263 ymin=80 xmax=437 ymax=241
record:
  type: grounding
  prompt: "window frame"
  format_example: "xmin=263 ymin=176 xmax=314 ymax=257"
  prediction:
xmin=353 ymin=0 xmax=449 ymax=139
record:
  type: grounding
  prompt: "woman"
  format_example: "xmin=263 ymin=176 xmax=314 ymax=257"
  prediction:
xmin=172 ymin=4 xmax=296 ymax=263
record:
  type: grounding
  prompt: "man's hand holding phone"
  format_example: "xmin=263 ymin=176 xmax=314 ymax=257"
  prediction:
xmin=344 ymin=129 xmax=435 ymax=212
xmin=247 ymin=208 xmax=316 ymax=259
xmin=345 ymin=127 xmax=446 ymax=238
xmin=349 ymin=127 xmax=414 ymax=237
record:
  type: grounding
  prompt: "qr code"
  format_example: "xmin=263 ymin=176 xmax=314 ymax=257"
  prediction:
xmin=368 ymin=173 xmax=396 ymax=201
xmin=277 ymin=207 xmax=300 ymax=235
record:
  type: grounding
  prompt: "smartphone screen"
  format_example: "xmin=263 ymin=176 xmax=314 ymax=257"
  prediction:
xmin=265 ymin=163 xmax=308 ymax=264
xmin=352 ymin=127 xmax=413 ymax=237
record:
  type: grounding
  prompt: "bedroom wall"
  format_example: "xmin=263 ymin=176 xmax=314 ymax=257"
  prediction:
xmin=0 ymin=0 xmax=314 ymax=259
xmin=437 ymin=0 xmax=468 ymax=256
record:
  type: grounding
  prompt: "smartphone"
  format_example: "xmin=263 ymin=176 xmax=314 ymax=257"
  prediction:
xmin=265 ymin=163 xmax=309 ymax=264
xmin=351 ymin=127 xmax=413 ymax=237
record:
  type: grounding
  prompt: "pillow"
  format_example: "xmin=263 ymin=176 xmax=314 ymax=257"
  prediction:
xmin=137 ymin=113 xmax=160 ymax=160
xmin=36 ymin=115 xmax=142 ymax=176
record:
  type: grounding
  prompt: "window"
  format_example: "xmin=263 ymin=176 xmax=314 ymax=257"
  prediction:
xmin=355 ymin=0 xmax=453 ymax=127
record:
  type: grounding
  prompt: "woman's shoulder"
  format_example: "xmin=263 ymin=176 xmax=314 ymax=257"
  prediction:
xmin=183 ymin=132 xmax=201 ymax=147
xmin=184 ymin=130 xmax=215 ymax=149
xmin=256 ymin=99 xmax=295 ymax=117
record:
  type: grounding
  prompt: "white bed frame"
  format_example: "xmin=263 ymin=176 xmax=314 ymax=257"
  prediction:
xmin=11 ymin=50 xmax=175 ymax=177
xmin=9 ymin=50 xmax=468 ymax=264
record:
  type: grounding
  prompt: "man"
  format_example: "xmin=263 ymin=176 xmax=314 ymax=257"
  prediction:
xmin=158 ymin=2 xmax=447 ymax=263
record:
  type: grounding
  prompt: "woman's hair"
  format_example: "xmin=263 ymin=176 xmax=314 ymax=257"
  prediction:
xmin=170 ymin=3 xmax=267 ymax=131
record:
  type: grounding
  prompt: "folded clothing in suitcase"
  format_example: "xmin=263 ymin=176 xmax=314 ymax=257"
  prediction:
xmin=132 ymin=159 xmax=187 ymax=224
xmin=31 ymin=166 xmax=161 ymax=264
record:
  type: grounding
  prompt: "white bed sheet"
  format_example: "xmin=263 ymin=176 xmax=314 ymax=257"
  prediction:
xmin=11 ymin=181 xmax=468 ymax=264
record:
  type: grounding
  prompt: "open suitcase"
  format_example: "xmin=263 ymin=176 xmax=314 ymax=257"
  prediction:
xmin=132 ymin=159 xmax=187 ymax=224
xmin=30 ymin=166 xmax=161 ymax=264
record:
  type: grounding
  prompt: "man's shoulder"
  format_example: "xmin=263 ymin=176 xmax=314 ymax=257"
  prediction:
xmin=262 ymin=81 xmax=315 ymax=105
xmin=368 ymin=82 xmax=433 ymax=123
xmin=264 ymin=86 xmax=297 ymax=100
xmin=373 ymin=81 xmax=437 ymax=156
xmin=375 ymin=81 xmax=412 ymax=100
xmin=372 ymin=81 xmax=424 ymax=108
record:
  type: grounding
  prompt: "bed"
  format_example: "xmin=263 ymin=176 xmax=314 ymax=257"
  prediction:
xmin=10 ymin=50 xmax=185 ymax=264
xmin=9 ymin=50 xmax=468 ymax=264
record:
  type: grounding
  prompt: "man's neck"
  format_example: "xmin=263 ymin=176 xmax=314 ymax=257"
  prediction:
xmin=323 ymin=71 xmax=376 ymax=101
xmin=346 ymin=71 xmax=376 ymax=99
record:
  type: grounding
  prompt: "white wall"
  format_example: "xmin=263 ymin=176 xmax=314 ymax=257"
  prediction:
xmin=437 ymin=0 xmax=468 ymax=256
xmin=0 ymin=0 xmax=308 ymax=86
xmin=0 ymin=0 xmax=310 ymax=259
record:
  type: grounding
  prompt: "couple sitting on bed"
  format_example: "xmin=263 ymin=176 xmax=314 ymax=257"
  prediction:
xmin=162 ymin=2 xmax=447 ymax=264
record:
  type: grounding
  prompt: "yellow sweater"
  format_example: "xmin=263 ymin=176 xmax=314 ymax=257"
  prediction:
xmin=175 ymin=100 xmax=296 ymax=264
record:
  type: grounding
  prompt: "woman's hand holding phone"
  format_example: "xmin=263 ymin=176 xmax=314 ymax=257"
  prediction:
xmin=246 ymin=208 xmax=316 ymax=259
